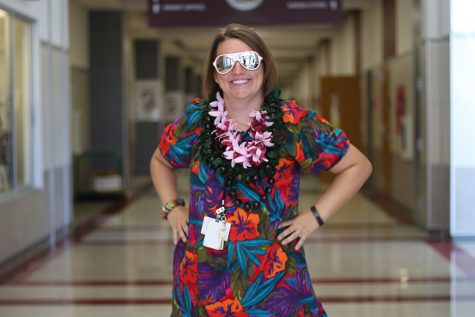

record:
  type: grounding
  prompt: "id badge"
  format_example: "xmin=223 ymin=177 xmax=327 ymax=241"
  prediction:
xmin=201 ymin=216 xmax=231 ymax=250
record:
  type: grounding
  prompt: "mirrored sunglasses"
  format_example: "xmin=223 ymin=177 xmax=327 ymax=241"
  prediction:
xmin=212 ymin=51 xmax=264 ymax=74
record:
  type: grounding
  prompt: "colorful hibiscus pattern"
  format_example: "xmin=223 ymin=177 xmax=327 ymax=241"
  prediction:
xmin=159 ymin=98 xmax=349 ymax=316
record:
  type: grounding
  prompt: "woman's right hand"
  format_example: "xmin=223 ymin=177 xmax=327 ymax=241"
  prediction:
xmin=166 ymin=206 xmax=189 ymax=244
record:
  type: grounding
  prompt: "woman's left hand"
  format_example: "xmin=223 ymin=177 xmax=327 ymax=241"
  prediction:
xmin=277 ymin=211 xmax=319 ymax=250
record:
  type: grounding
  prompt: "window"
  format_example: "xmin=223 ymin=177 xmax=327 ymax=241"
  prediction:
xmin=0 ymin=8 xmax=32 ymax=194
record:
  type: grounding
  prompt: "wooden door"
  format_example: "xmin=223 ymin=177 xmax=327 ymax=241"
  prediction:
xmin=320 ymin=76 xmax=362 ymax=181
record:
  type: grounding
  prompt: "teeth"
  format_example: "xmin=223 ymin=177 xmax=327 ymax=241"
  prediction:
xmin=232 ymin=79 xmax=248 ymax=84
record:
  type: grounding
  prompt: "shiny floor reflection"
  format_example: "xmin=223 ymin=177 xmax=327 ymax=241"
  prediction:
xmin=0 ymin=174 xmax=474 ymax=316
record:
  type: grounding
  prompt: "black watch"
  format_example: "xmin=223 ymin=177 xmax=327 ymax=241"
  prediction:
xmin=310 ymin=206 xmax=325 ymax=226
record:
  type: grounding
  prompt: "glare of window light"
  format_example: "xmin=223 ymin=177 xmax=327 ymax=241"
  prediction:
xmin=399 ymin=268 xmax=409 ymax=289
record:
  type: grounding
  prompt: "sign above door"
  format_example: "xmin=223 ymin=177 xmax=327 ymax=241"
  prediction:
xmin=148 ymin=0 xmax=342 ymax=27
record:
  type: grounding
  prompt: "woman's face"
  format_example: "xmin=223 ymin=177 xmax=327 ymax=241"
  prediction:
xmin=213 ymin=38 xmax=264 ymax=105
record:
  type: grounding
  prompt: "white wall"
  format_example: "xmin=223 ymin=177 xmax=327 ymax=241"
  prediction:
xmin=311 ymin=52 xmax=321 ymax=103
xmin=69 ymin=0 xmax=88 ymax=69
xmin=450 ymin=0 xmax=475 ymax=237
xmin=287 ymin=12 xmax=357 ymax=105
xmin=298 ymin=63 xmax=311 ymax=106
xmin=331 ymin=13 xmax=355 ymax=75
xmin=361 ymin=0 xmax=383 ymax=70
xmin=317 ymin=41 xmax=330 ymax=77
xmin=396 ymin=0 xmax=415 ymax=55
xmin=0 ymin=0 xmax=71 ymax=265
xmin=0 ymin=0 xmax=68 ymax=48
xmin=69 ymin=1 xmax=89 ymax=155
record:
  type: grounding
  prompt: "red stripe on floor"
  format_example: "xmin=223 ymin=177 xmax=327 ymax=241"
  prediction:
xmin=0 ymin=184 xmax=153 ymax=285
xmin=97 ymin=222 xmax=403 ymax=231
xmin=79 ymin=236 xmax=430 ymax=246
xmin=0 ymin=294 xmax=474 ymax=305
xmin=428 ymin=241 xmax=475 ymax=276
xmin=0 ymin=241 xmax=69 ymax=285
xmin=9 ymin=275 xmax=475 ymax=286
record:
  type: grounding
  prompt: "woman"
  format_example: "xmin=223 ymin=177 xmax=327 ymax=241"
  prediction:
xmin=150 ymin=23 xmax=372 ymax=317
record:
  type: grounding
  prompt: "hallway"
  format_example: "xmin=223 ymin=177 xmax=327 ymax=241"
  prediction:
xmin=1 ymin=174 xmax=474 ymax=316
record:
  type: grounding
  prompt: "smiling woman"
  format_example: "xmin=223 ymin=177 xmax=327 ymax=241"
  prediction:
xmin=150 ymin=23 xmax=372 ymax=316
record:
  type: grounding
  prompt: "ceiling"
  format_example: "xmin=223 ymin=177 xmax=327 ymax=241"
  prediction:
xmin=73 ymin=0 xmax=372 ymax=85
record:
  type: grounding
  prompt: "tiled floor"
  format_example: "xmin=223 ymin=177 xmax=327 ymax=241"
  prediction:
xmin=1 ymin=173 xmax=474 ymax=316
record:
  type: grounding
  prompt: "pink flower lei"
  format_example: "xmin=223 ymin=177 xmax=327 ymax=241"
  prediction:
xmin=209 ymin=92 xmax=274 ymax=169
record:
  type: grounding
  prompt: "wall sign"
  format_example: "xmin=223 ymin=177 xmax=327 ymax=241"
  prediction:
xmin=135 ymin=81 xmax=162 ymax=122
xmin=225 ymin=0 xmax=265 ymax=11
xmin=148 ymin=0 xmax=342 ymax=27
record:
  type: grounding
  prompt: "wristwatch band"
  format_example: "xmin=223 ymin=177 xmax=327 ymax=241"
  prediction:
xmin=161 ymin=198 xmax=185 ymax=218
xmin=310 ymin=205 xmax=325 ymax=227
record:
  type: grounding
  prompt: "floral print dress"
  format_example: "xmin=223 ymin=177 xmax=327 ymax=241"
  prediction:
xmin=158 ymin=96 xmax=350 ymax=317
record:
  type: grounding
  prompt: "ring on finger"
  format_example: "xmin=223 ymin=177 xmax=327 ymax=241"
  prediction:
xmin=295 ymin=230 xmax=302 ymax=238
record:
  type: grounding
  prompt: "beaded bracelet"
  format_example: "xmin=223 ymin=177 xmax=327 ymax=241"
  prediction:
xmin=161 ymin=198 xmax=185 ymax=220
xmin=310 ymin=205 xmax=325 ymax=227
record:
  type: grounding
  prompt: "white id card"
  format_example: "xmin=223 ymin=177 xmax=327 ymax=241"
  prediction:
xmin=201 ymin=216 xmax=231 ymax=250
